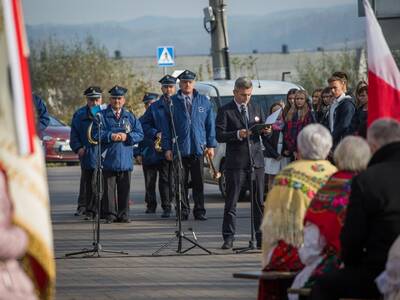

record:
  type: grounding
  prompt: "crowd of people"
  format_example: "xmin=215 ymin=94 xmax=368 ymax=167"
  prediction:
xmin=62 ymin=69 xmax=399 ymax=299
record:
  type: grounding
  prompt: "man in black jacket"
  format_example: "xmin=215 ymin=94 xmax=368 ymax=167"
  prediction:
xmin=216 ymin=77 xmax=271 ymax=250
xmin=311 ymin=118 xmax=400 ymax=300
xmin=328 ymin=74 xmax=355 ymax=148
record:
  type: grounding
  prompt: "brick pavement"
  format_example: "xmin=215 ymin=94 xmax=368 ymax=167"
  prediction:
xmin=49 ymin=166 xmax=262 ymax=300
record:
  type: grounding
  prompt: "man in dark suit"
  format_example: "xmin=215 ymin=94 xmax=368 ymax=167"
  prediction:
xmin=311 ymin=118 xmax=400 ymax=300
xmin=216 ymin=77 xmax=271 ymax=250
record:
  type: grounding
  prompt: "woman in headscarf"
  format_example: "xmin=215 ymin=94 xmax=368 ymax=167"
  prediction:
xmin=289 ymin=136 xmax=371 ymax=299
xmin=258 ymin=124 xmax=337 ymax=300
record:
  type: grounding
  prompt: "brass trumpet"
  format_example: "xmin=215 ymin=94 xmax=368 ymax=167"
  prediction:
xmin=205 ymin=152 xmax=221 ymax=180
xmin=87 ymin=122 xmax=98 ymax=145
xmin=154 ymin=135 xmax=162 ymax=152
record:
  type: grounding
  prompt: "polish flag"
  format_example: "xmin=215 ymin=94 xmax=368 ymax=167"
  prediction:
xmin=364 ymin=0 xmax=400 ymax=125
xmin=1 ymin=0 xmax=55 ymax=299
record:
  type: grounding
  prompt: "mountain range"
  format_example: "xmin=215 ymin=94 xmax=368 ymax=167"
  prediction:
xmin=26 ymin=3 xmax=365 ymax=57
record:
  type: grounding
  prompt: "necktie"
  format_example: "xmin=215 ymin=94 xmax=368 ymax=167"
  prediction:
xmin=185 ymin=96 xmax=192 ymax=115
xmin=240 ymin=104 xmax=248 ymax=123
xmin=115 ymin=111 xmax=120 ymax=120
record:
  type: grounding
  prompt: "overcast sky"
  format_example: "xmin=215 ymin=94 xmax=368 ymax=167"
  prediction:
xmin=22 ymin=0 xmax=355 ymax=25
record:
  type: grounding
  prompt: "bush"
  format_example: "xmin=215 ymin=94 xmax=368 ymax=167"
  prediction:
xmin=295 ymin=50 xmax=361 ymax=94
xmin=29 ymin=37 xmax=151 ymax=124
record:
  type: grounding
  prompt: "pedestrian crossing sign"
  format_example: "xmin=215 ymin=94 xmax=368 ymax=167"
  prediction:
xmin=157 ymin=46 xmax=175 ymax=67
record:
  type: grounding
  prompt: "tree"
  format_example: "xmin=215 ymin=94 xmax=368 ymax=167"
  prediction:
xmin=295 ymin=50 xmax=361 ymax=94
xmin=29 ymin=37 xmax=152 ymax=123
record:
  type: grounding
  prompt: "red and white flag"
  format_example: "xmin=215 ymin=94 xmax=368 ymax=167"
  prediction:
xmin=364 ymin=0 xmax=400 ymax=125
xmin=0 ymin=0 xmax=55 ymax=299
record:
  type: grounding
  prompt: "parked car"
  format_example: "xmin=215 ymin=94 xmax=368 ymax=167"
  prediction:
xmin=41 ymin=115 xmax=79 ymax=164
xmin=195 ymin=80 xmax=302 ymax=198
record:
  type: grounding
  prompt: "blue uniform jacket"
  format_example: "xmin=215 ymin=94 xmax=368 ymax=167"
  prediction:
xmin=139 ymin=96 xmax=171 ymax=165
xmin=70 ymin=105 xmax=98 ymax=170
xmin=96 ymin=106 xmax=144 ymax=172
xmin=161 ymin=89 xmax=217 ymax=157
xmin=33 ymin=94 xmax=50 ymax=133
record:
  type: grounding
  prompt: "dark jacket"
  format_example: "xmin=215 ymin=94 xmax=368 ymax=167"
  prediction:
xmin=138 ymin=99 xmax=168 ymax=166
xmin=70 ymin=105 xmax=98 ymax=170
xmin=340 ymin=141 xmax=400 ymax=272
xmin=161 ymin=90 xmax=217 ymax=157
xmin=350 ymin=106 xmax=367 ymax=138
xmin=33 ymin=94 xmax=50 ymax=133
xmin=216 ymin=100 xmax=267 ymax=170
xmin=263 ymin=130 xmax=281 ymax=159
xmin=332 ymin=97 xmax=356 ymax=147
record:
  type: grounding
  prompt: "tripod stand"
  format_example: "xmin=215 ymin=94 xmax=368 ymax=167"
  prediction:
xmin=233 ymin=105 xmax=260 ymax=254
xmin=153 ymin=95 xmax=211 ymax=256
xmin=66 ymin=116 xmax=128 ymax=257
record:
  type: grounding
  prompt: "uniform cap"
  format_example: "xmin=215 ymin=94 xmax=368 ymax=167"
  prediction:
xmin=84 ymin=86 xmax=102 ymax=98
xmin=142 ymin=92 xmax=159 ymax=103
xmin=159 ymin=74 xmax=177 ymax=86
xmin=109 ymin=85 xmax=128 ymax=97
xmin=177 ymin=70 xmax=196 ymax=81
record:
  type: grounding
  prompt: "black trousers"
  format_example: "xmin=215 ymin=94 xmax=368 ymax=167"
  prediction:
xmin=102 ymin=170 xmax=131 ymax=219
xmin=81 ymin=168 xmax=95 ymax=213
xmin=77 ymin=166 xmax=86 ymax=209
xmin=310 ymin=266 xmax=382 ymax=300
xmin=173 ymin=155 xmax=205 ymax=217
xmin=143 ymin=160 xmax=171 ymax=212
xmin=222 ymin=167 xmax=264 ymax=242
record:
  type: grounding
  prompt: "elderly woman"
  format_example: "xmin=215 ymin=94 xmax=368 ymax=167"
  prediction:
xmin=258 ymin=124 xmax=336 ymax=300
xmin=288 ymin=136 xmax=371 ymax=299
xmin=261 ymin=124 xmax=337 ymax=269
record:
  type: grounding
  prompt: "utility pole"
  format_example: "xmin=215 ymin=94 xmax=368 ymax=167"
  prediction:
xmin=203 ymin=0 xmax=231 ymax=80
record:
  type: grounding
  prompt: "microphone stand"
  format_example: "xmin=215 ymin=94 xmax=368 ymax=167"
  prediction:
xmin=233 ymin=105 xmax=257 ymax=253
xmin=66 ymin=114 xmax=128 ymax=257
xmin=153 ymin=94 xmax=211 ymax=255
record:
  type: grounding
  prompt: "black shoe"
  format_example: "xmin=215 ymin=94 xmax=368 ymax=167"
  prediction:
xmin=145 ymin=208 xmax=156 ymax=214
xmin=221 ymin=240 xmax=233 ymax=250
xmin=256 ymin=240 xmax=262 ymax=250
xmin=117 ymin=217 xmax=131 ymax=223
xmin=84 ymin=212 xmax=95 ymax=220
xmin=74 ymin=207 xmax=86 ymax=216
xmin=105 ymin=215 xmax=116 ymax=224
xmin=161 ymin=210 xmax=171 ymax=218
xmin=194 ymin=214 xmax=207 ymax=221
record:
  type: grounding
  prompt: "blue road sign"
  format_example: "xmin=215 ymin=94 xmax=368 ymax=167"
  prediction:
xmin=157 ymin=46 xmax=175 ymax=67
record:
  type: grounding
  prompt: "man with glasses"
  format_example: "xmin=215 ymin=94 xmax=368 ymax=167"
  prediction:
xmin=70 ymin=86 xmax=103 ymax=218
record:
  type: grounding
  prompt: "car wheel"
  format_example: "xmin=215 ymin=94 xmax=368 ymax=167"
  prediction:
xmin=218 ymin=159 xmax=227 ymax=199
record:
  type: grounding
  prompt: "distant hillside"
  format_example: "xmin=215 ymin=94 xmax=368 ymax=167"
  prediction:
xmin=26 ymin=4 xmax=364 ymax=57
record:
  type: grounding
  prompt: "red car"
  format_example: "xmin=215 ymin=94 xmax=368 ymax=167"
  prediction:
xmin=41 ymin=116 xmax=79 ymax=164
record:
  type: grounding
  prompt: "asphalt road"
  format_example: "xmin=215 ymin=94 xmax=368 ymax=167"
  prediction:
xmin=49 ymin=165 xmax=261 ymax=300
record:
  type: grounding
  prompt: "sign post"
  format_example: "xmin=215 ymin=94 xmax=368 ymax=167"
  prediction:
xmin=157 ymin=46 xmax=175 ymax=75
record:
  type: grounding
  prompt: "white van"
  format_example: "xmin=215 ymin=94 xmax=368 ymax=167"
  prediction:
xmin=195 ymin=80 xmax=301 ymax=198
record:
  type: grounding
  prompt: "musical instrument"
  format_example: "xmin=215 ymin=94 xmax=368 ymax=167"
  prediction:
xmin=87 ymin=122 xmax=98 ymax=145
xmin=154 ymin=135 xmax=162 ymax=152
xmin=205 ymin=152 xmax=221 ymax=180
